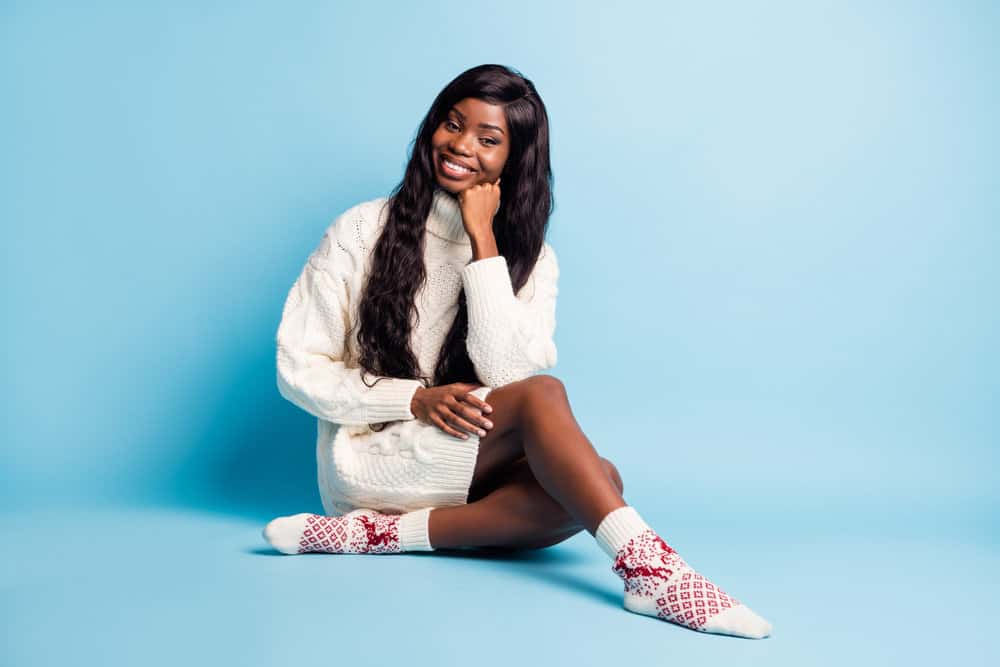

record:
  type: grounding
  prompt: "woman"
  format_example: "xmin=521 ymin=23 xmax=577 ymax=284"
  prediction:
xmin=264 ymin=64 xmax=772 ymax=639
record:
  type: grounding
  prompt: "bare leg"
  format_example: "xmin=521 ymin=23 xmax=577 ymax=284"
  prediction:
xmin=429 ymin=375 xmax=627 ymax=547
xmin=429 ymin=455 xmax=624 ymax=550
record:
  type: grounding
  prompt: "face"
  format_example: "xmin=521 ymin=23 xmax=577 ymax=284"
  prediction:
xmin=431 ymin=97 xmax=510 ymax=194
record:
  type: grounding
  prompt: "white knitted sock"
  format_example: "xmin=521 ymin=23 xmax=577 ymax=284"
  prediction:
xmin=595 ymin=506 xmax=773 ymax=639
xmin=398 ymin=507 xmax=435 ymax=551
xmin=263 ymin=507 xmax=436 ymax=554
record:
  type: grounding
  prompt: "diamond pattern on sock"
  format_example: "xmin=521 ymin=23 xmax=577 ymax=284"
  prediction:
xmin=613 ymin=529 xmax=771 ymax=638
xmin=263 ymin=509 xmax=402 ymax=555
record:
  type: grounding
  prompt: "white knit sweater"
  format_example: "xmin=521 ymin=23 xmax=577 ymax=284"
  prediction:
xmin=274 ymin=186 xmax=559 ymax=512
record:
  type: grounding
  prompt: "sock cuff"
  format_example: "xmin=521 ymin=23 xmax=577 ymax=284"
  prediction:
xmin=398 ymin=507 xmax=435 ymax=551
xmin=595 ymin=505 xmax=649 ymax=559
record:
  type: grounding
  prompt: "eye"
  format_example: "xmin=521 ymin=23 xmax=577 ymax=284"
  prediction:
xmin=445 ymin=120 xmax=460 ymax=131
xmin=481 ymin=138 xmax=499 ymax=146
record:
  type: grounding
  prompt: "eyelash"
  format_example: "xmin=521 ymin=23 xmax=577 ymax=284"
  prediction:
xmin=445 ymin=120 xmax=499 ymax=146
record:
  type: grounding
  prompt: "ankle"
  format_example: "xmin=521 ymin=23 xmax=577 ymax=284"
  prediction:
xmin=398 ymin=507 xmax=435 ymax=551
xmin=595 ymin=505 xmax=652 ymax=558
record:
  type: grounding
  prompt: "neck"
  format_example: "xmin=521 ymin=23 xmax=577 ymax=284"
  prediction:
xmin=426 ymin=186 xmax=469 ymax=245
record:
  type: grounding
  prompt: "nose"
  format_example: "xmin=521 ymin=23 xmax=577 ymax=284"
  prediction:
xmin=449 ymin=132 xmax=473 ymax=157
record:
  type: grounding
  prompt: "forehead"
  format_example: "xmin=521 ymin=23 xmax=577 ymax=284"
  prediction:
xmin=449 ymin=98 xmax=507 ymax=131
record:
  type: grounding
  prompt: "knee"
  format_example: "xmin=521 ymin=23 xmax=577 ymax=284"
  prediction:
xmin=524 ymin=374 xmax=567 ymax=403
xmin=600 ymin=457 xmax=624 ymax=494
xmin=513 ymin=375 xmax=568 ymax=428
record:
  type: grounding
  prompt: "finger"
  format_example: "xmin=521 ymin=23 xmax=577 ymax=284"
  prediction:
xmin=461 ymin=392 xmax=493 ymax=415
xmin=447 ymin=408 xmax=486 ymax=437
xmin=456 ymin=400 xmax=492 ymax=430
xmin=455 ymin=384 xmax=492 ymax=413
xmin=432 ymin=413 xmax=468 ymax=439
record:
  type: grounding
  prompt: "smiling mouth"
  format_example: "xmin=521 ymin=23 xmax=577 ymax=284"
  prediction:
xmin=440 ymin=154 xmax=476 ymax=178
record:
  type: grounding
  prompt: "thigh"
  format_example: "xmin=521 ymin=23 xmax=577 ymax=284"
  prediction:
xmin=466 ymin=377 xmax=535 ymax=494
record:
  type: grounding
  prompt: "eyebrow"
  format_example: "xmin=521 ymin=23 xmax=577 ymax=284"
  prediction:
xmin=450 ymin=107 xmax=505 ymax=135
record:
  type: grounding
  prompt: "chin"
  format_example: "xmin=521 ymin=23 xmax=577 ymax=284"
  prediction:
xmin=434 ymin=176 xmax=462 ymax=194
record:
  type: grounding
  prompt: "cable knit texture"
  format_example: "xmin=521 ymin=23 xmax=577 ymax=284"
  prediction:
xmin=276 ymin=186 xmax=559 ymax=516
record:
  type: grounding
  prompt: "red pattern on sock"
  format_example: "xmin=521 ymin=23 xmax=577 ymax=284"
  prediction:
xmin=356 ymin=514 xmax=398 ymax=551
xmin=613 ymin=529 xmax=741 ymax=631
xmin=297 ymin=512 xmax=401 ymax=554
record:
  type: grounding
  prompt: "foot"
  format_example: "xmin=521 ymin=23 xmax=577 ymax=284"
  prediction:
xmin=263 ymin=509 xmax=401 ymax=555
xmin=613 ymin=529 xmax=772 ymax=639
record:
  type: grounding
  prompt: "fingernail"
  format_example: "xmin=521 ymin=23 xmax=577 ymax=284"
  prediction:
xmin=484 ymin=421 xmax=493 ymax=429
xmin=477 ymin=429 xmax=486 ymax=437
xmin=485 ymin=406 xmax=493 ymax=413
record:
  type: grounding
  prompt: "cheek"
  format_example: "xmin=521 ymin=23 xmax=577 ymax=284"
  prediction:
xmin=495 ymin=149 xmax=511 ymax=174
xmin=430 ymin=130 xmax=447 ymax=151
xmin=485 ymin=151 xmax=508 ymax=176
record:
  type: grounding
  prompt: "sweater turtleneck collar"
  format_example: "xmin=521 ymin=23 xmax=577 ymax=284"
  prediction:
xmin=427 ymin=186 xmax=469 ymax=245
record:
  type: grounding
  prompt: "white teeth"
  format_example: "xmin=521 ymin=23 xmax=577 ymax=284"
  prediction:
xmin=443 ymin=157 xmax=473 ymax=173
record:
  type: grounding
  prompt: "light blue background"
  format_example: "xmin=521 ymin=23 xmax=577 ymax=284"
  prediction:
xmin=3 ymin=1 xmax=997 ymax=665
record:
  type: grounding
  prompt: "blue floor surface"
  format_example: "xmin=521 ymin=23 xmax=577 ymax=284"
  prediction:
xmin=4 ymin=501 xmax=997 ymax=666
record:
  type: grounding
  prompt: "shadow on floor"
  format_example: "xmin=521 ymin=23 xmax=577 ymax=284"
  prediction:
xmin=244 ymin=538 xmax=622 ymax=608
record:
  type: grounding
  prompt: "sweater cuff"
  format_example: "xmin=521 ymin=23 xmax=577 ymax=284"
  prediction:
xmin=462 ymin=255 xmax=514 ymax=320
xmin=363 ymin=377 xmax=424 ymax=423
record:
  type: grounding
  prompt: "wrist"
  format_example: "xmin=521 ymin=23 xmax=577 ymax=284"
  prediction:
xmin=470 ymin=235 xmax=499 ymax=261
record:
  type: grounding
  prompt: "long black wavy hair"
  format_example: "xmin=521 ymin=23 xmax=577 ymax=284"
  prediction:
xmin=353 ymin=64 xmax=553 ymax=429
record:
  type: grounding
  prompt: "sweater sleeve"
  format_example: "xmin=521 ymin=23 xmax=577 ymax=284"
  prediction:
xmin=461 ymin=242 xmax=559 ymax=388
xmin=275 ymin=207 xmax=424 ymax=425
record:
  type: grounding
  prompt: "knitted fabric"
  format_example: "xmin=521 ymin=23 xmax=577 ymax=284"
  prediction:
xmin=275 ymin=187 xmax=559 ymax=515
xmin=263 ymin=507 xmax=435 ymax=554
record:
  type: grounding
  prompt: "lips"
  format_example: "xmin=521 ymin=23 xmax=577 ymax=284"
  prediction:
xmin=439 ymin=154 xmax=476 ymax=178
